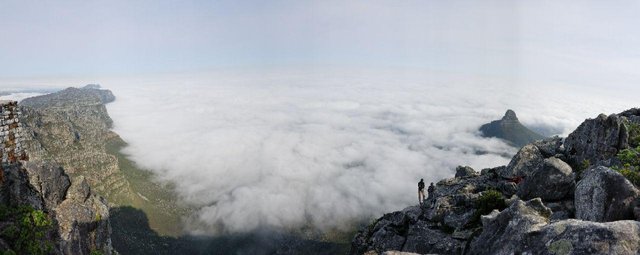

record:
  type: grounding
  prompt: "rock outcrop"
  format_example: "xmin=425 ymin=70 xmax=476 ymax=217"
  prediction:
xmin=564 ymin=113 xmax=629 ymax=166
xmin=352 ymin=108 xmax=640 ymax=255
xmin=0 ymin=100 xmax=114 ymax=254
xmin=575 ymin=166 xmax=640 ymax=222
xmin=517 ymin=157 xmax=575 ymax=201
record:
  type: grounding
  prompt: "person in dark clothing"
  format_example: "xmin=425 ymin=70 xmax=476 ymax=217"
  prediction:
xmin=418 ymin=179 xmax=425 ymax=204
xmin=427 ymin=182 xmax=436 ymax=206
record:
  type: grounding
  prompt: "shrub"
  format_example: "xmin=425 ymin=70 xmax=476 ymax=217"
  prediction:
xmin=90 ymin=250 xmax=105 ymax=255
xmin=0 ymin=205 xmax=54 ymax=255
xmin=627 ymin=122 xmax=640 ymax=147
xmin=619 ymin=168 xmax=640 ymax=187
xmin=468 ymin=189 xmax=507 ymax=228
xmin=615 ymin=145 xmax=640 ymax=187
xmin=575 ymin=159 xmax=591 ymax=177
xmin=476 ymin=189 xmax=507 ymax=216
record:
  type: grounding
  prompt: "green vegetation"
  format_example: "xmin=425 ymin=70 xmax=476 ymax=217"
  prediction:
xmin=626 ymin=122 xmax=640 ymax=147
xmin=470 ymin=189 xmax=507 ymax=226
xmin=575 ymin=159 xmax=591 ymax=177
xmin=614 ymin=145 xmax=640 ymax=187
xmin=614 ymin=121 xmax=640 ymax=187
xmin=0 ymin=205 xmax=54 ymax=255
xmin=106 ymin=138 xmax=190 ymax=236
xmin=90 ymin=250 xmax=104 ymax=255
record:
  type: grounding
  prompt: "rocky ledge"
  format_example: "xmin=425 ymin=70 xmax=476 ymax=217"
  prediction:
xmin=0 ymin=161 xmax=114 ymax=254
xmin=351 ymin=108 xmax=640 ymax=255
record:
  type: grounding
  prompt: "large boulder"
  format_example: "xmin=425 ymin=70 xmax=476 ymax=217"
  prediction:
xmin=498 ymin=144 xmax=544 ymax=178
xmin=517 ymin=157 xmax=575 ymax=201
xmin=523 ymin=220 xmax=640 ymax=255
xmin=455 ymin=166 xmax=478 ymax=178
xmin=564 ymin=113 xmax=628 ymax=166
xmin=575 ymin=166 xmax=640 ymax=222
xmin=469 ymin=198 xmax=552 ymax=255
xmin=401 ymin=220 xmax=463 ymax=254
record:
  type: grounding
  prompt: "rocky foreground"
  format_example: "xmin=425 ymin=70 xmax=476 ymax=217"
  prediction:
xmin=352 ymin=108 xmax=640 ymax=254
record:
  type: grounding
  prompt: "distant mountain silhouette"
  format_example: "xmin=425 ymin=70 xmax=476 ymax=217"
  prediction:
xmin=479 ymin=110 xmax=546 ymax=147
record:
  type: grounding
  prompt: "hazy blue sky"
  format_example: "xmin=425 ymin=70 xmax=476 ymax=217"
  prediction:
xmin=1 ymin=0 xmax=639 ymax=87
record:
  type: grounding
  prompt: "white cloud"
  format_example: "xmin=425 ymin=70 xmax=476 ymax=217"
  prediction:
xmin=102 ymin=69 xmax=639 ymax=234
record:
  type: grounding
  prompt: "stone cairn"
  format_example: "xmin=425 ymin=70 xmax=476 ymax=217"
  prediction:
xmin=0 ymin=100 xmax=28 ymax=182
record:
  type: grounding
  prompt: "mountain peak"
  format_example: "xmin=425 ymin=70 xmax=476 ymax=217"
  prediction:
xmin=503 ymin=109 xmax=518 ymax=121
xmin=479 ymin=110 xmax=545 ymax=147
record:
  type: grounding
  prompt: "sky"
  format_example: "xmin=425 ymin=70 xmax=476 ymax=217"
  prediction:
xmin=1 ymin=0 xmax=639 ymax=89
xmin=2 ymin=0 xmax=640 ymax=234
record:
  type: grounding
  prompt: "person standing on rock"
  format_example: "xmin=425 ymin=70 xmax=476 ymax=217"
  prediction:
xmin=418 ymin=178 xmax=426 ymax=204
xmin=427 ymin=182 xmax=435 ymax=206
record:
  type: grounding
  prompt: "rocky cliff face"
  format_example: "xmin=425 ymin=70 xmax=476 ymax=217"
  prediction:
xmin=352 ymin=108 xmax=640 ymax=255
xmin=0 ymin=100 xmax=114 ymax=254
xmin=17 ymin=86 xmax=190 ymax=253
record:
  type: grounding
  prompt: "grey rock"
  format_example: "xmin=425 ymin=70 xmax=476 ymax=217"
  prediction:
xmin=23 ymin=161 xmax=71 ymax=209
xmin=55 ymin=176 xmax=113 ymax=255
xmin=517 ymin=157 xmax=575 ymax=201
xmin=402 ymin=220 xmax=463 ymax=254
xmin=532 ymin=136 xmax=564 ymax=157
xmin=0 ymin=164 xmax=45 ymax=210
xmin=469 ymin=198 xmax=551 ymax=255
xmin=455 ymin=166 xmax=478 ymax=178
xmin=546 ymin=200 xmax=575 ymax=221
xmin=564 ymin=113 xmax=628 ymax=166
xmin=499 ymin=144 xmax=544 ymax=178
xmin=523 ymin=219 xmax=640 ymax=255
xmin=575 ymin=166 xmax=640 ymax=222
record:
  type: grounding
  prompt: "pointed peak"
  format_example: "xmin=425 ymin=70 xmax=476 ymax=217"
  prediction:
xmin=502 ymin=109 xmax=518 ymax=121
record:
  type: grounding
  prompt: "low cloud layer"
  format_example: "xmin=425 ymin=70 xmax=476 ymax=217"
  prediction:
xmin=104 ymin=70 xmax=638 ymax=234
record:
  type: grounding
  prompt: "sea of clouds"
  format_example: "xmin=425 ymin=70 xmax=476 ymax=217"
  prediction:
xmin=99 ymin=69 xmax=640 ymax=234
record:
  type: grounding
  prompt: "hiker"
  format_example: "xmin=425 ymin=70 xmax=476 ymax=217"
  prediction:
xmin=427 ymin=182 xmax=435 ymax=201
xmin=418 ymin=178 xmax=425 ymax=204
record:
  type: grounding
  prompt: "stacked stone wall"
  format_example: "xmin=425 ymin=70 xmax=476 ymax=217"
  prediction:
xmin=0 ymin=101 xmax=28 ymax=181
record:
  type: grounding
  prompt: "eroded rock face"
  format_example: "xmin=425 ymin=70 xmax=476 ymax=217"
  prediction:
xmin=517 ymin=157 xmax=575 ymax=201
xmin=56 ymin=176 xmax=112 ymax=255
xmin=575 ymin=166 xmax=640 ymax=222
xmin=23 ymin=161 xmax=71 ymax=209
xmin=469 ymin=198 xmax=552 ymax=255
xmin=0 ymin=162 xmax=114 ymax=255
xmin=499 ymin=144 xmax=544 ymax=178
xmin=564 ymin=114 xmax=628 ymax=166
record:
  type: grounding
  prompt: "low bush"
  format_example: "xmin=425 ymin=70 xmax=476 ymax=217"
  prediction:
xmin=0 ymin=205 xmax=54 ymax=255
xmin=467 ymin=189 xmax=507 ymax=228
